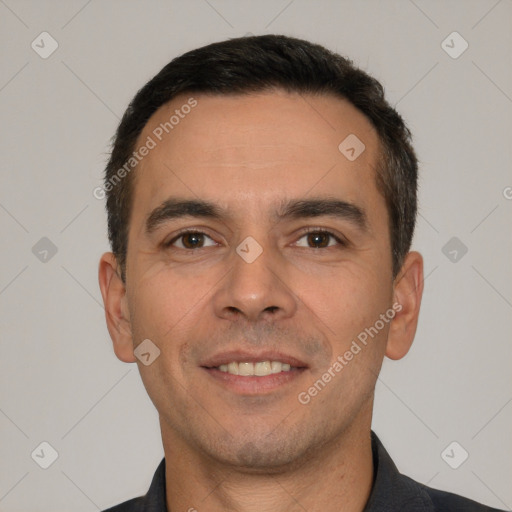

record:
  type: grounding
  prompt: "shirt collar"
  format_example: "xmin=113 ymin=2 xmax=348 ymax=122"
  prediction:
xmin=141 ymin=457 xmax=167 ymax=512
xmin=363 ymin=431 xmax=434 ymax=511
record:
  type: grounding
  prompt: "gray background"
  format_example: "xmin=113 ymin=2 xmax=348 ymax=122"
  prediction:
xmin=1 ymin=0 xmax=511 ymax=510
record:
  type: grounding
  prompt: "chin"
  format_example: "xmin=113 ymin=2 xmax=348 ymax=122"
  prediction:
xmin=223 ymin=443 xmax=303 ymax=473
xmin=200 ymin=424 xmax=319 ymax=473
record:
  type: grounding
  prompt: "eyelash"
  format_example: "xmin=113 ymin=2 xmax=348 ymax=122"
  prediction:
xmin=164 ymin=228 xmax=347 ymax=250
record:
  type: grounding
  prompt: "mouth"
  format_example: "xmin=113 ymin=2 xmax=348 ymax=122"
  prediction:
xmin=201 ymin=352 xmax=308 ymax=394
xmin=216 ymin=360 xmax=295 ymax=376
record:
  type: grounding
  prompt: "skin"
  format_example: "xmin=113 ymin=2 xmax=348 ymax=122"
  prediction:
xmin=99 ymin=90 xmax=423 ymax=512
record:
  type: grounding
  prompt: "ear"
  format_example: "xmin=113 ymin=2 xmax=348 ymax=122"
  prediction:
xmin=385 ymin=251 xmax=424 ymax=360
xmin=98 ymin=252 xmax=136 ymax=363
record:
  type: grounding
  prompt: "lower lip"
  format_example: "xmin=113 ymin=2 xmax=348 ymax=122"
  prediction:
xmin=203 ymin=367 xmax=307 ymax=394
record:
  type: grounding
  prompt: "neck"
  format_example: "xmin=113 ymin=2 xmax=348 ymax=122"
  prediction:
xmin=161 ymin=414 xmax=375 ymax=512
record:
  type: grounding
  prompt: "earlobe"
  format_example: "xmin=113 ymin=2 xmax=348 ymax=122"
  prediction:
xmin=385 ymin=251 xmax=424 ymax=360
xmin=98 ymin=252 xmax=137 ymax=363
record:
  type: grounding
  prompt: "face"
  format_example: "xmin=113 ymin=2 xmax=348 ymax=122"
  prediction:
xmin=100 ymin=90 xmax=422 ymax=471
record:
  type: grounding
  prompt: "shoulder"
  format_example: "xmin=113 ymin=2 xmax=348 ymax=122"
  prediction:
xmin=101 ymin=457 xmax=167 ymax=512
xmin=101 ymin=496 xmax=144 ymax=512
xmin=368 ymin=431 xmax=506 ymax=512
xmin=400 ymin=473 xmax=506 ymax=512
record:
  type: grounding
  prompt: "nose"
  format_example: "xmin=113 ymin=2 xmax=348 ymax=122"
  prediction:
xmin=211 ymin=238 xmax=298 ymax=323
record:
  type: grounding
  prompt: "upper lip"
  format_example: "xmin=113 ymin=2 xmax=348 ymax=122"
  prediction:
xmin=201 ymin=350 xmax=309 ymax=368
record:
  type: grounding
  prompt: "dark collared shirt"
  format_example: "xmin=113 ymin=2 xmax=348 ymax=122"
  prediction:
xmin=102 ymin=431 xmax=505 ymax=511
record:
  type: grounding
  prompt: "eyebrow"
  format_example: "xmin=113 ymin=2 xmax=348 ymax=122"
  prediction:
xmin=145 ymin=197 xmax=368 ymax=234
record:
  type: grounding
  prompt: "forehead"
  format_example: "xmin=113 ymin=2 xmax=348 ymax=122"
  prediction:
xmin=131 ymin=90 xmax=382 ymax=221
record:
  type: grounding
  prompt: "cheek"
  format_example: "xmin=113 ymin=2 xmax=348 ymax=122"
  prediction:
xmin=127 ymin=264 xmax=212 ymax=343
xmin=127 ymin=271 xmax=201 ymax=412
xmin=305 ymin=264 xmax=390 ymax=336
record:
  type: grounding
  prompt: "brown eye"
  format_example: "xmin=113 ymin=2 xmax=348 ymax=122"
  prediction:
xmin=296 ymin=230 xmax=342 ymax=249
xmin=307 ymin=232 xmax=330 ymax=248
xmin=167 ymin=231 xmax=216 ymax=249
xmin=181 ymin=233 xmax=204 ymax=248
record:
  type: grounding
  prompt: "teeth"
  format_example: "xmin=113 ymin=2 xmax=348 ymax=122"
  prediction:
xmin=227 ymin=362 xmax=239 ymax=375
xmin=217 ymin=361 xmax=293 ymax=376
xmin=271 ymin=361 xmax=282 ymax=374
xmin=238 ymin=362 xmax=254 ymax=376
xmin=255 ymin=361 xmax=271 ymax=376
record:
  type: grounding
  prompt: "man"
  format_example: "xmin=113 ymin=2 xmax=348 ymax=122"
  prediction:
xmin=98 ymin=35 xmax=503 ymax=511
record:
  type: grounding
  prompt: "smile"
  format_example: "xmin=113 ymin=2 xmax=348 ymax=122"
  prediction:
xmin=217 ymin=361 xmax=293 ymax=376
xmin=201 ymin=351 xmax=308 ymax=394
